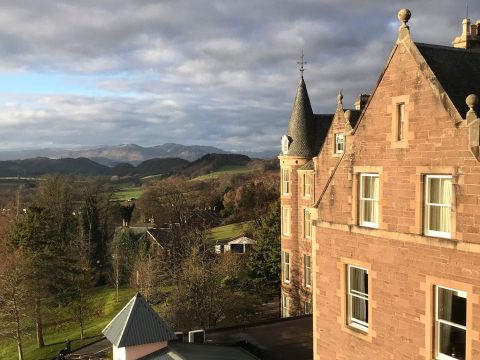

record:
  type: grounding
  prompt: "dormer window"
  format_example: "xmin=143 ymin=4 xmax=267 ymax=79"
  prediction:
xmin=335 ymin=133 xmax=344 ymax=154
xmin=396 ymin=103 xmax=405 ymax=141
xmin=281 ymin=135 xmax=291 ymax=155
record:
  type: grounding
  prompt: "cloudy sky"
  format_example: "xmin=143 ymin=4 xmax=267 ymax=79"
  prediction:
xmin=0 ymin=0 xmax=476 ymax=152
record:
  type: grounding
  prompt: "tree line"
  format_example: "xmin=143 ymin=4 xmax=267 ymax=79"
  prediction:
xmin=0 ymin=170 xmax=281 ymax=359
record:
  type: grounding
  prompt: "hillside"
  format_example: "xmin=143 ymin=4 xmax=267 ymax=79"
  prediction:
xmin=0 ymin=157 xmax=110 ymax=177
xmin=0 ymin=155 xmax=256 ymax=178
xmin=0 ymin=143 xmax=231 ymax=164
xmin=180 ymin=153 xmax=251 ymax=178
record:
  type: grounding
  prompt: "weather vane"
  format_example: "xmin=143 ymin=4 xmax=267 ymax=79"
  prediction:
xmin=297 ymin=49 xmax=307 ymax=77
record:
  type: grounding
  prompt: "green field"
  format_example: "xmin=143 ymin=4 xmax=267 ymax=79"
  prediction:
xmin=0 ymin=287 xmax=136 ymax=360
xmin=193 ymin=165 xmax=251 ymax=181
xmin=112 ymin=184 xmax=143 ymax=201
xmin=207 ymin=221 xmax=253 ymax=244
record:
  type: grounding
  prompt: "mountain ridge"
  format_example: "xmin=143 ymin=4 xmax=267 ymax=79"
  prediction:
xmin=0 ymin=143 xmax=276 ymax=164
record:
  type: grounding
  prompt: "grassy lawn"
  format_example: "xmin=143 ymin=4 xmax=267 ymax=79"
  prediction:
xmin=112 ymin=183 xmax=143 ymax=201
xmin=207 ymin=221 xmax=253 ymax=244
xmin=193 ymin=165 xmax=251 ymax=181
xmin=0 ymin=287 xmax=136 ymax=360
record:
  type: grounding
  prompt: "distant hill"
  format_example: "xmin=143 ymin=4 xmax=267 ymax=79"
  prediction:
xmin=0 ymin=155 xmax=254 ymax=178
xmin=130 ymin=158 xmax=189 ymax=177
xmin=0 ymin=157 xmax=110 ymax=177
xmin=0 ymin=143 xmax=231 ymax=164
xmin=0 ymin=143 xmax=278 ymax=165
xmin=180 ymin=153 xmax=251 ymax=178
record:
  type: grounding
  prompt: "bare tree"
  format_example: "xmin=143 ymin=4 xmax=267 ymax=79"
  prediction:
xmin=0 ymin=248 xmax=27 ymax=360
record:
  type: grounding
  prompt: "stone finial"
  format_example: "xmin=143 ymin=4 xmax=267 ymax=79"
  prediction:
xmin=344 ymin=110 xmax=351 ymax=123
xmin=466 ymin=94 xmax=478 ymax=114
xmin=398 ymin=9 xmax=411 ymax=28
xmin=337 ymin=91 xmax=343 ymax=106
xmin=397 ymin=9 xmax=412 ymax=42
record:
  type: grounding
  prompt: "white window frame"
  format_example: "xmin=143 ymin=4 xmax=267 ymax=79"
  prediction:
xmin=282 ymin=168 xmax=290 ymax=195
xmin=335 ymin=133 xmax=345 ymax=154
xmin=425 ymin=175 xmax=452 ymax=239
xmin=303 ymin=173 xmax=312 ymax=197
xmin=359 ymin=173 xmax=379 ymax=228
xmin=282 ymin=294 xmax=290 ymax=317
xmin=304 ymin=254 xmax=311 ymax=288
xmin=347 ymin=265 xmax=369 ymax=332
xmin=434 ymin=285 xmax=467 ymax=360
xmin=304 ymin=209 xmax=311 ymax=239
xmin=282 ymin=251 xmax=290 ymax=284
xmin=396 ymin=102 xmax=405 ymax=141
xmin=281 ymin=207 xmax=290 ymax=236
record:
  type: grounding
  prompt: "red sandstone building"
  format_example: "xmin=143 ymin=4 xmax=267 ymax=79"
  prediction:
xmin=280 ymin=9 xmax=480 ymax=360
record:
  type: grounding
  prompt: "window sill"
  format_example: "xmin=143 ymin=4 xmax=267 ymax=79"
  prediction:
xmin=359 ymin=222 xmax=379 ymax=229
xmin=425 ymin=230 xmax=451 ymax=239
xmin=348 ymin=322 xmax=369 ymax=334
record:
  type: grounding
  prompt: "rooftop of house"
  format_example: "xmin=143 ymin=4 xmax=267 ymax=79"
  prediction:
xmin=102 ymin=293 xmax=176 ymax=348
xmin=284 ymin=76 xmax=333 ymax=158
xmin=137 ymin=342 xmax=257 ymax=360
xmin=415 ymin=42 xmax=480 ymax=117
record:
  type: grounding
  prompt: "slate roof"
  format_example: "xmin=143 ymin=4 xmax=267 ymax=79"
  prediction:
xmin=228 ymin=236 xmax=255 ymax=245
xmin=138 ymin=343 xmax=257 ymax=360
xmin=103 ymin=293 xmax=176 ymax=348
xmin=416 ymin=43 xmax=480 ymax=116
xmin=298 ymin=160 xmax=314 ymax=171
xmin=285 ymin=77 xmax=333 ymax=158
xmin=343 ymin=109 xmax=362 ymax=129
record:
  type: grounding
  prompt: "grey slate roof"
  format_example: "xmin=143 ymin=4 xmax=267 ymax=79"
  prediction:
xmin=138 ymin=342 xmax=257 ymax=360
xmin=298 ymin=160 xmax=314 ymax=171
xmin=285 ymin=77 xmax=333 ymax=158
xmin=343 ymin=109 xmax=362 ymax=129
xmin=102 ymin=293 xmax=176 ymax=348
xmin=416 ymin=43 xmax=480 ymax=116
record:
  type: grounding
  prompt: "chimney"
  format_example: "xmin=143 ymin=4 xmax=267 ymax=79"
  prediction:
xmin=453 ymin=18 xmax=480 ymax=49
xmin=354 ymin=94 xmax=370 ymax=110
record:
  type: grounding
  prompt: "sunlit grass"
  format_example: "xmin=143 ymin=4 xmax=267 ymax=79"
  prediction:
xmin=0 ymin=287 xmax=136 ymax=360
xmin=207 ymin=221 xmax=253 ymax=244
xmin=192 ymin=165 xmax=251 ymax=181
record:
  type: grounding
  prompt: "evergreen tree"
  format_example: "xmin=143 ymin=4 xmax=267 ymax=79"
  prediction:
xmin=248 ymin=200 xmax=281 ymax=294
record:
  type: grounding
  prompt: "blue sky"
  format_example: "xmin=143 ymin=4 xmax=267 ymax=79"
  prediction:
xmin=0 ymin=0 xmax=477 ymax=152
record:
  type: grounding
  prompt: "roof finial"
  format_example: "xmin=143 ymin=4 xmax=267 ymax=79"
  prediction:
xmin=337 ymin=90 xmax=343 ymax=106
xmin=397 ymin=9 xmax=412 ymax=42
xmin=297 ymin=49 xmax=307 ymax=78
xmin=466 ymin=0 xmax=469 ymax=19
xmin=466 ymin=94 xmax=478 ymax=115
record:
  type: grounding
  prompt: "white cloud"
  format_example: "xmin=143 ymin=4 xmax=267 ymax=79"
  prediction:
xmin=0 ymin=0 xmax=477 ymax=152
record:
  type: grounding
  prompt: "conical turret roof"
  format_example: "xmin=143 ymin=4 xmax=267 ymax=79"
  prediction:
xmin=286 ymin=76 xmax=317 ymax=157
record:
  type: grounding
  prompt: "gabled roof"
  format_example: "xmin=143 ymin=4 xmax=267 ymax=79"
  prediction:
xmin=103 ymin=293 xmax=176 ymax=348
xmin=228 ymin=236 xmax=255 ymax=245
xmin=416 ymin=43 xmax=480 ymax=117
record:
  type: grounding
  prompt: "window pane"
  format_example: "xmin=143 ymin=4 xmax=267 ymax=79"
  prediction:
xmin=349 ymin=267 xmax=368 ymax=294
xmin=362 ymin=176 xmax=378 ymax=199
xmin=438 ymin=322 xmax=466 ymax=360
xmin=428 ymin=205 xmax=451 ymax=233
xmin=351 ymin=296 xmax=368 ymax=324
xmin=428 ymin=177 xmax=452 ymax=204
xmin=438 ymin=287 xmax=466 ymax=326
xmin=361 ymin=200 xmax=377 ymax=223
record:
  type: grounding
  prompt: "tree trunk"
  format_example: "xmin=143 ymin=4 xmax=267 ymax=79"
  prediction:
xmin=80 ymin=318 xmax=84 ymax=340
xmin=13 ymin=293 xmax=24 ymax=360
xmin=35 ymin=297 xmax=44 ymax=348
